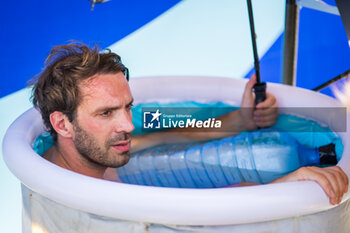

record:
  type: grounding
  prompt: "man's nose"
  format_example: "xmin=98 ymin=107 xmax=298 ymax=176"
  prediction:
xmin=115 ymin=110 xmax=134 ymax=133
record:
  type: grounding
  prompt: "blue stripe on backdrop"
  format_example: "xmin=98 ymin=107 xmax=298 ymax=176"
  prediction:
xmin=297 ymin=7 xmax=350 ymax=97
xmin=245 ymin=34 xmax=283 ymax=84
xmin=0 ymin=0 xmax=181 ymax=98
xmin=245 ymin=2 xmax=350 ymax=98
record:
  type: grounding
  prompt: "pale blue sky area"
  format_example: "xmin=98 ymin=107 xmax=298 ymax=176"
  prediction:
xmin=110 ymin=0 xmax=285 ymax=78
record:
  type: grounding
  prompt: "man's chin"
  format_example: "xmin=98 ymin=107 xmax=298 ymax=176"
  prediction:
xmin=109 ymin=152 xmax=130 ymax=168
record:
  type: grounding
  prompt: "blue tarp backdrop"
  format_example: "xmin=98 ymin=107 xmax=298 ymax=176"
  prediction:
xmin=1 ymin=0 xmax=350 ymax=98
xmin=0 ymin=0 xmax=181 ymax=98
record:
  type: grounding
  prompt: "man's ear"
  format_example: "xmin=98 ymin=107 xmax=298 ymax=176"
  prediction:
xmin=49 ymin=111 xmax=74 ymax=138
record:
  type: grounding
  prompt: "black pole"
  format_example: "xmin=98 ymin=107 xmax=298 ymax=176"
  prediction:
xmin=246 ymin=0 xmax=266 ymax=104
xmin=312 ymin=69 xmax=350 ymax=92
xmin=247 ymin=0 xmax=261 ymax=84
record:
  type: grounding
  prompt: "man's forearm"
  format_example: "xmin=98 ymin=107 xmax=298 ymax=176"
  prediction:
xmin=268 ymin=166 xmax=348 ymax=205
xmin=131 ymin=109 xmax=250 ymax=152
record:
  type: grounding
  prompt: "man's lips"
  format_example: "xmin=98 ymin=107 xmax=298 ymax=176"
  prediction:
xmin=111 ymin=141 xmax=130 ymax=153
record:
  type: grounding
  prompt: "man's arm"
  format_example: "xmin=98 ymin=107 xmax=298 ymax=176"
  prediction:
xmin=131 ymin=110 xmax=249 ymax=152
xmin=130 ymin=76 xmax=348 ymax=205
xmin=241 ymin=76 xmax=348 ymax=205
xmin=228 ymin=166 xmax=349 ymax=205
xmin=270 ymin=166 xmax=349 ymax=205
xmin=131 ymin=75 xmax=278 ymax=152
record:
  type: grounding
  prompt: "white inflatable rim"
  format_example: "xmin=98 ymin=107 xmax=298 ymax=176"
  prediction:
xmin=2 ymin=76 xmax=350 ymax=226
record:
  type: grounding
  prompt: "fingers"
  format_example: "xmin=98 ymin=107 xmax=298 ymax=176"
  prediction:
xmin=328 ymin=166 xmax=349 ymax=203
xmin=329 ymin=168 xmax=344 ymax=204
xmin=296 ymin=167 xmax=336 ymax=204
xmin=319 ymin=166 xmax=349 ymax=204
xmin=253 ymin=93 xmax=278 ymax=127
xmin=241 ymin=75 xmax=257 ymax=108
xmin=246 ymin=74 xmax=257 ymax=90
xmin=253 ymin=115 xmax=277 ymax=128
xmin=321 ymin=170 xmax=340 ymax=205
xmin=240 ymin=76 xmax=279 ymax=128
xmin=340 ymin=166 xmax=349 ymax=195
xmin=296 ymin=166 xmax=348 ymax=205
xmin=332 ymin=166 xmax=349 ymax=190
xmin=254 ymin=107 xmax=278 ymax=121
xmin=256 ymin=93 xmax=277 ymax=109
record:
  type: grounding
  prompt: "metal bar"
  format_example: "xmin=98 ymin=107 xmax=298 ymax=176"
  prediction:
xmin=246 ymin=0 xmax=261 ymax=84
xmin=282 ymin=0 xmax=300 ymax=86
xmin=335 ymin=0 xmax=350 ymax=47
xmin=312 ymin=69 xmax=350 ymax=91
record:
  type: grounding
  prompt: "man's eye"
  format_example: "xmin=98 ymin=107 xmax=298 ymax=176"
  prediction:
xmin=126 ymin=104 xmax=134 ymax=110
xmin=100 ymin=111 xmax=111 ymax=117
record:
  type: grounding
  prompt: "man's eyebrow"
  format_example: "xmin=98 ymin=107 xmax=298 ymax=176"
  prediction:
xmin=94 ymin=98 xmax=134 ymax=113
xmin=94 ymin=106 xmax=120 ymax=114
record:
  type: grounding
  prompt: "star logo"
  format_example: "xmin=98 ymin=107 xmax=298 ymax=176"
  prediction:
xmin=143 ymin=109 xmax=162 ymax=129
xmin=150 ymin=109 xmax=162 ymax=122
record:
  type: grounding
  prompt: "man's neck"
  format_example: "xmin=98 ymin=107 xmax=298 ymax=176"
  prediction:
xmin=43 ymin=139 xmax=107 ymax=179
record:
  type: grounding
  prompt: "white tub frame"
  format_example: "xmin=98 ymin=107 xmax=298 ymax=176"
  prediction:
xmin=2 ymin=76 xmax=350 ymax=226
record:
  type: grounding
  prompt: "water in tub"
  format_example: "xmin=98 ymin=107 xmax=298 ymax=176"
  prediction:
xmin=33 ymin=101 xmax=343 ymax=188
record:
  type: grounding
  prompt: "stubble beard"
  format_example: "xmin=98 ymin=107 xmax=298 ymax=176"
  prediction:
xmin=72 ymin=122 xmax=131 ymax=168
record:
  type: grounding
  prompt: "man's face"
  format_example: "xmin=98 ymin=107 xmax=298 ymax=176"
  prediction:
xmin=72 ymin=72 xmax=134 ymax=168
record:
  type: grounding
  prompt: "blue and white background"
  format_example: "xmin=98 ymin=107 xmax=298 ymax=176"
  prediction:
xmin=1 ymin=0 xmax=349 ymax=232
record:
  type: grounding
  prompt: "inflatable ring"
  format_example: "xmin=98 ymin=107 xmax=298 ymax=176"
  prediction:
xmin=2 ymin=76 xmax=350 ymax=227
